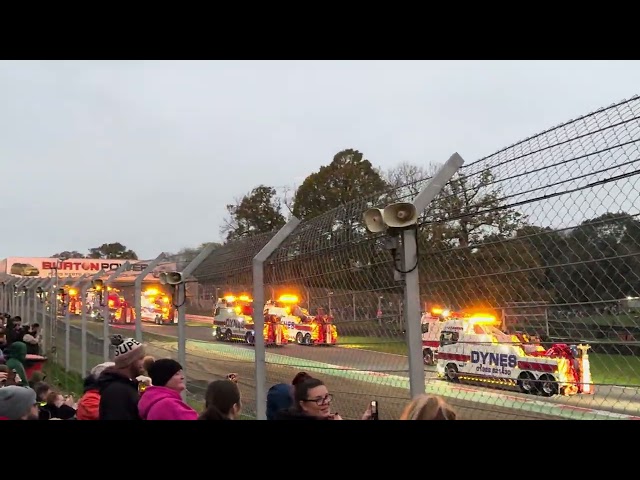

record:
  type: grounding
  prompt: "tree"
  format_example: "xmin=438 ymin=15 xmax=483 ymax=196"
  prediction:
xmin=292 ymin=149 xmax=388 ymax=220
xmin=52 ymin=250 xmax=86 ymax=258
xmin=166 ymin=242 xmax=222 ymax=269
xmin=552 ymin=212 xmax=640 ymax=303
xmin=384 ymin=161 xmax=434 ymax=200
xmin=88 ymin=242 xmax=138 ymax=260
xmin=417 ymin=169 xmax=532 ymax=308
xmin=222 ymin=185 xmax=286 ymax=242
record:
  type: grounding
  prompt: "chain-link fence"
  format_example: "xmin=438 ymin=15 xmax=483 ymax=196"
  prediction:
xmin=3 ymin=94 xmax=640 ymax=420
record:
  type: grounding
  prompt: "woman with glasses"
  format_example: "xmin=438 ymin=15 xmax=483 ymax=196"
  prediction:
xmin=275 ymin=377 xmax=373 ymax=420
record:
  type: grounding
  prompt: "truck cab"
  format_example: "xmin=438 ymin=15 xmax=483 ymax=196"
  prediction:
xmin=421 ymin=306 xmax=455 ymax=365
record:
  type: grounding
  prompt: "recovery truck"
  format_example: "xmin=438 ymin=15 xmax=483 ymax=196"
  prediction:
xmin=264 ymin=294 xmax=338 ymax=345
xmin=212 ymin=294 xmax=287 ymax=346
xmin=436 ymin=313 xmax=593 ymax=397
xmin=139 ymin=286 xmax=175 ymax=324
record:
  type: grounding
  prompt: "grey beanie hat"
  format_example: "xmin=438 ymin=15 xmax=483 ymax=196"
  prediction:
xmin=0 ymin=386 xmax=36 ymax=420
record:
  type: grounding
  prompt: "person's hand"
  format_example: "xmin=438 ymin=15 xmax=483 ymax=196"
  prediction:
xmin=328 ymin=413 xmax=343 ymax=420
xmin=361 ymin=404 xmax=373 ymax=420
xmin=0 ymin=372 xmax=7 ymax=384
xmin=14 ymin=373 xmax=21 ymax=384
xmin=227 ymin=373 xmax=238 ymax=383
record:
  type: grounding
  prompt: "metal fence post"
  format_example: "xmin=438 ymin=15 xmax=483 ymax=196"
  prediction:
xmin=13 ymin=278 xmax=28 ymax=316
xmin=30 ymin=279 xmax=45 ymax=326
xmin=38 ymin=278 xmax=55 ymax=352
xmin=103 ymin=263 xmax=130 ymax=361
xmin=81 ymin=269 xmax=106 ymax=375
xmin=5 ymin=277 xmax=18 ymax=314
xmin=134 ymin=253 xmax=166 ymax=342
xmin=176 ymin=243 xmax=220 ymax=397
xmin=404 ymin=153 xmax=464 ymax=398
xmin=252 ymin=218 xmax=301 ymax=420
xmin=65 ymin=275 xmax=88 ymax=371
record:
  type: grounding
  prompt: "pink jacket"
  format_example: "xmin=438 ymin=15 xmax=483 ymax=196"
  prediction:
xmin=138 ymin=386 xmax=199 ymax=420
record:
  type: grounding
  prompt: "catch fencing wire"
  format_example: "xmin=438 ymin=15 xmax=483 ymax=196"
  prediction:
xmin=419 ymin=95 xmax=640 ymax=417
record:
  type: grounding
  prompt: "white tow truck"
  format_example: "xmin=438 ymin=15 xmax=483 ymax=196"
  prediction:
xmin=212 ymin=294 xmax=287 ymax=346
xmin=265 ymin=294 xmax=338 ymax=346
xmin=436 ymin=314 xmax=593 ymax=397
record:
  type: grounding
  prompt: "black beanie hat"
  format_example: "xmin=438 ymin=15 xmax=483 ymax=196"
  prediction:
xmin=148 ymin=359 xmax=183 ymax=387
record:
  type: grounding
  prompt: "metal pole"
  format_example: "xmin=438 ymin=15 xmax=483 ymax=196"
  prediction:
xmin=134 ymin=253 xmax=166 ymax=342
xmin=352 ymin=293 xmax=356 ymax=322
xmin=404 ymin=152 xmax=464 ymax=398
xmin=81 ymin=269 xmax=106 ymax=375
xmin=103 ymin=263 xmax=131 ymax=361
xmin=30 ymin=279 xmax=45 ymax=326
xmin=65 ymin=275 xmax=88 ymax=371
xmin=38 ymin=279 xmax=55 ymax=352
xmin=5 ymin=278 xmax=18 ymax=314
xmin=252 ymin=218 xmax=301 ymax=420
xmin=177 ymin=243 xmax=220 ymax=399
xmin=13 ymin=278 xmax=28 ymax=316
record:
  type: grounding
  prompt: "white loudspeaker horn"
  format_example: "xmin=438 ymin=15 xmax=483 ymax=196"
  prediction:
xmin=165 ymin=272 xmax=184 ymax=285
xmin=363 ymin=208 xmax=386 ymax=233
xmin=159 ymin=272 xmax=168 ymax=285
xmin=383 ymin=202 xmax=418 ymax=229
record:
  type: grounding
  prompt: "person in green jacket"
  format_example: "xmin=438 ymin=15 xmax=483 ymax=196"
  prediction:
xmin=4 ymin=341 xmax=29 ymax=387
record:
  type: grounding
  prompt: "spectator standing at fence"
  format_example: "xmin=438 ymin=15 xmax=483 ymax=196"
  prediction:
xmin=276 ymin=377 xmax=373 ymax=420
xmin=4 ymin=341 xmax=28 ymax=386
xmin=0 ymin=385 xmax=39 ymax=420
xmin=266 ymin=383 xmax=293 ymax=420
xmin=399 ymin=394 xmax=457 ymax=420
xmin=98 ymin=336 xmax=146 ymax=420
xmin=199 ymin=379 xmax=242 ymax=420
xmin=39 ymin=390 xmax=77 ymax=420
xmin=138 ymin=358 xmax=198 ymax=420
xmin=76 ymin=362 xmax=114 ymax=420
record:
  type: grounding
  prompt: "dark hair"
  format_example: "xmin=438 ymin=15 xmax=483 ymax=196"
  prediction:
xmin=199 ymin=380 xmax=241 ymax=420
xmin=291 ymin=371 xmax=312 ymax=386
xmin=293 ymin=377 xmax=325 ymax=406
xmin=34 ymin=382 xmax=50 ymax=400
xmin=31 ymin=323 xmax=39 ymax=329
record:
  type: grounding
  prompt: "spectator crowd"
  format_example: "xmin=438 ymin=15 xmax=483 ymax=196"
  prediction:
xmin=1 ymin=312 xmax=457 ymax=420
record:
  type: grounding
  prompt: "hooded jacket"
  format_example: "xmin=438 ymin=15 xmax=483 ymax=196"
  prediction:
xmin=4 ymin=342 xmax=28 ymax=386
xmin=97 ymin=369 xmax=142 ymax=420
xmin=76 ymin=374 xmax=101 ymax=420
xmin=266 ymin=383 xmax=293 ymax=420
xmin=138 ymin=386 xmax=198 ymax=420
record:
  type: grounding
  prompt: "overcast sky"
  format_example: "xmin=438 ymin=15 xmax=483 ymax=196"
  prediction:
xmin=1 ymin=60 xmax=639 ymax=260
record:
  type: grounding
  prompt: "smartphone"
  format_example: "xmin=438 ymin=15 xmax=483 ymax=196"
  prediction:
xmin=370 ymin=400 xmax=378 ymax=420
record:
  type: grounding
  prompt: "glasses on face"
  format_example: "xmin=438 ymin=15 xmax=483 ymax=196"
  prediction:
xmin=304 ymin=393 xmax=333 ymax=406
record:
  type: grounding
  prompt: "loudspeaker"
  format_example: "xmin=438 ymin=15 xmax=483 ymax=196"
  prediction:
xmin=159 ymin=272 xmax=167 ymax=284
xmin=162 ymin=271 xmax=184 ymax=285
xmin=363 ymin=208 xmax=386 ymax=233
xmin=383 ymin=202 xmax=418 ymax=229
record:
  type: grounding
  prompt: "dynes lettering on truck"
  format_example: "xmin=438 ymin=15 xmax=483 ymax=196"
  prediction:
xmin=41 ymin=261 xmax=149 ymax=271
xmin=471 ymin=351 xmax=517 ymax=376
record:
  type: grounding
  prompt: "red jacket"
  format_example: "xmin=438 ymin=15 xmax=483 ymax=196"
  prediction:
xmin=76 ymin=390 xmax=101 ymax=420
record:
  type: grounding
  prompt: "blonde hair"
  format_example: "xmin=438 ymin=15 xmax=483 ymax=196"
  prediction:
xmin=399 ymin=394 xmax=457 ymax=420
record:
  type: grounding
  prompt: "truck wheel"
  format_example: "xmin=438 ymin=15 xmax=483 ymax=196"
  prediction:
xmin=296 ymin=332 xmax=304 ymax=345
xmin=445 ymin=363 xmax=459 ymax=382
xmin=304 ymin=333 xmax=312 ymax=345
xmin=538 ymin=374 xmax=558 ymax=397
xmin=215 ymin=328 xmax=223 ymax=341
xmin=224 ymin=329 xmax=233 ymax=341
xmin=423 ymin=349 xmax=435 ymax=366
xmin=517 ymin=371 xmax=537 ymax=394
xmin=246 ymin=332 xmax=255 ymax=345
